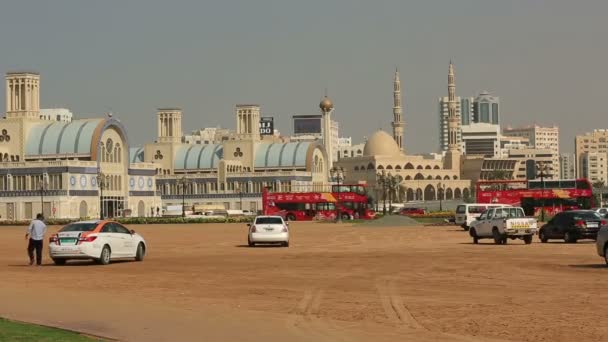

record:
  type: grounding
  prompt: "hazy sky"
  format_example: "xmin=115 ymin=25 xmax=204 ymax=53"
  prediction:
xmin=1 ymin=0 xmax=607 ymax=153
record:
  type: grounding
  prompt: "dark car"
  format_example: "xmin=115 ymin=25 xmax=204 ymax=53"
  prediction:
xmin=399 ymin=207 xmax=426 ymax=216
xmin=539 ymin=210 xmax=607 ymax=243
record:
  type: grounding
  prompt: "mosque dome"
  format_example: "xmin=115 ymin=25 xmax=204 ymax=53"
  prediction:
xmin=319 ymin=96 xmax=333 ymax=112
xmin=363 ymin=130 xmax=401 ymax=156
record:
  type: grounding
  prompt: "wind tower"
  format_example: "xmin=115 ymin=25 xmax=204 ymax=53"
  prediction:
xmin=5 ymin=72 xmax=40 ymax=119
xmin=157 ymin=108 xmax=183 ymax=143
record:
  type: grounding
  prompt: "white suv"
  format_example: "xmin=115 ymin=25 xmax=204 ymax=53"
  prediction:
xmin=248 ymin=216 xmax=289 ymax=247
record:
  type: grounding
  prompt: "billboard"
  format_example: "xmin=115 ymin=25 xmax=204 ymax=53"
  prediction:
xmin=260 ymin=117 xmax=274 ymax=135
xmin=293 ymin=115 xmax=322 ymax=134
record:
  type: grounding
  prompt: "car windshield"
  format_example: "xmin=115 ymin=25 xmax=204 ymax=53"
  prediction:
xmin=255 ymin=217 xmax=283 ymax=225
xmin=469 ymin=206 xmax=486 ymax=214
xmin=571 ymin=212 xmax=601 ymax=221
xmin=456 ymin=205 xmax=465 ymax=214
xmin=60 ymin=222 xmax=98 ymax=232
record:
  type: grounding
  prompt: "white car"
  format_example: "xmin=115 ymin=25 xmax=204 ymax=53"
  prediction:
xmin=248 ymin=216 xmax=289 ymax=247
xmin=469 ymin=207 xmax=537 ymax=244
xmin=49 ymin=220 xmax=147 ymax=265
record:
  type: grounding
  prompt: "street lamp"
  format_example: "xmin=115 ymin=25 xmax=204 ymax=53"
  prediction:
xmin=330 ymin=166 xmax=345 ymax=223
xmin=236 ymin=185 xmax=243 ymax=210
xmin=38 ymin=176 xmax=48 ymax=218
xmin=437 ymin=182 xmax=445 ymax=212
xmin=177 ymin=176 xmax=191 ymax=218
xmin=536 ymin=162 xmax=552 ymax=222
xmin=96 ymin=172 xmax=109 ymax=220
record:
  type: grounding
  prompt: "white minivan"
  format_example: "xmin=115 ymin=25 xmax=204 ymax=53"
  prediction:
xmin=455 ymin=203 xmax=510 ymax=231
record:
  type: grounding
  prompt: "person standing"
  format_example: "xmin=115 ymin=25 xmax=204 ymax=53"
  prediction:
xmin=25 ymin=213 xmax=47 ymax=266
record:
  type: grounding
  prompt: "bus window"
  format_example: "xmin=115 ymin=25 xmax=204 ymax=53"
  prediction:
xmin=576 ymin=180 xmax=591 ymax=190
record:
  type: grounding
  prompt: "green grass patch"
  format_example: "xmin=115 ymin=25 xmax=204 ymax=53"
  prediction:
xmin=0 ymin=318 xmax=102 ymax=341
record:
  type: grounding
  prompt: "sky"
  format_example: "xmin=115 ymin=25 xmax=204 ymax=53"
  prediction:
xmin=1 ymin=0 xmax=607 ymax=154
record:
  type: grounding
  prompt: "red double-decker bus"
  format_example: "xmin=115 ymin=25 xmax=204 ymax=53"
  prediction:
xmin=476 ymin=178 xmax=594 ymax=216
xmin=262 ymin=184 xmax=376 ymax=221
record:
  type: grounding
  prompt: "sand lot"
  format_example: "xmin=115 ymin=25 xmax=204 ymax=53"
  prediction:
xmin=1 ymin=222 xmax=608 ymax=342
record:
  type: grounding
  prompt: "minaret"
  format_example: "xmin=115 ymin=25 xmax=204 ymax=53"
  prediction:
xmin=391 ymin=68 xmax=405 ymax=152
xmin=319 ymin=95 xmax=334 ymax=168
xmin=444 ymin=61 xmax=462 ymax=173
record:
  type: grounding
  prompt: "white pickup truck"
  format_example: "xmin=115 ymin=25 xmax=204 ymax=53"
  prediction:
xmin=469 ymin=206 xmax=538 ymax=245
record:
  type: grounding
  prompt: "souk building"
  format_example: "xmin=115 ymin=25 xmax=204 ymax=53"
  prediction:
xmin=0 ymin=72 xmax=159 ymax=220
xmin=131 ymin=102 xmax=331 ymax=212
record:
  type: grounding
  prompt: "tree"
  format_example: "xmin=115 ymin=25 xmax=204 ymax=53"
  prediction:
xmin=592 ymin=181 xmax=605 ymax=189
xmin=487 ymin=170 xmax=511 ymax=181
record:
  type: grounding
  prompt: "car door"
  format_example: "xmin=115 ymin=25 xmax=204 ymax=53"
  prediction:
xmin=547 ymin=213 xmax=564 ymax=238
xmin=477 ymin=209 xmax=492 ymax=237
xmin=106 ymin=222 xmax=128 ymax=256
xmin=99 ymin=222 xmax=120 ymax=257
xmin=115 ymin=223 xmax=136 ymax=257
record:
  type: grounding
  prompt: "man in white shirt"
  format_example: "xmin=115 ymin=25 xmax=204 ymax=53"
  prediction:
xmin=25 ymin=213 xmax=47 ymax=266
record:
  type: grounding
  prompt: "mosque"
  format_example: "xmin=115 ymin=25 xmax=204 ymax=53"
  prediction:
xmin=335 ymin=65 xmax=471 ymax=202
xmin=0 ymin=72 xmax=159 ymax=220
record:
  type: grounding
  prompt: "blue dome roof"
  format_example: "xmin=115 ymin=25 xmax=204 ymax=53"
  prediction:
xmin=130 ymin=147 xmax=144 ymax=163
xmin=174 ymin=144 xmax=223 ymax=170
xmin=254 ymin=142 xmax=311 ymax=168
xmin=25 ymin=118 xmax=129 ymax=158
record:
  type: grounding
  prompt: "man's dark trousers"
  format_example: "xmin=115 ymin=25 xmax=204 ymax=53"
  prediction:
xmin=27 ymin=239 xmax=43 ymax=265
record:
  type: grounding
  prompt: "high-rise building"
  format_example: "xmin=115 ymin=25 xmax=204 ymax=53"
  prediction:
xmin=503 ymin=125 xmax=560 ymax=178
xmin=472 ymin=91 xmax=500 ymax=125
xmin=460 ymin=123 xmax=501 ymax=157
xmin=391 ymin=68 xmax=405 ymax=152
xmin=575 ymin=129 xmax=608 ymax=178
xmin=580 ymin=152 xmax=608 ymax=184
xmin=559 ymin=153 xmax=576 ymax=179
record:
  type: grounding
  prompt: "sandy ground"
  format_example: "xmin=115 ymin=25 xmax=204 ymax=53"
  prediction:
xmin=1 ymin=222 xmax=608 ymax=342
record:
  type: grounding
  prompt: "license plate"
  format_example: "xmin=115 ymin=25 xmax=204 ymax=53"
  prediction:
xmin=60 ymin=238 xmax=77 ymax=243
xmin=587 ymin=223 xmax=598 ymax=228
xmin=264 ymin=228 xmax=274 ymax=231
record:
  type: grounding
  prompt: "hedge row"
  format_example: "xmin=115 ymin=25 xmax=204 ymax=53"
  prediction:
xmin=0 ymin=216 xmax=255 ymax=226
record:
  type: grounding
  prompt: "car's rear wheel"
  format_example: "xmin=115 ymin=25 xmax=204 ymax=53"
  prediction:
xmin=604 ymin=244 xmax=608 ymax=265
xmin=52 ymin=258 xmax=66 ymax=265
xmin=282 ymin=241 xmax=289 ymax=248
xmin=539 ymin=230 xmax=548 ymax=243
xmin=98 ymin=245 xmax=111 ymax=265
xmin=564 ymin=231 xmax=577 ymax=244
xmin=492 ymin=228 xmax=504 ymax=245
xmin=286 ymin=214 xmax=296 ymax=221
xmin=248 ymin=236 xmax=255 ymax=247
xmin=341 ymin=213 xmax=350 ymax=220
xmin=135 ymin=243 xmax=145 ymax=261
xmin=523 ymin=235 xmax=533 ymax=245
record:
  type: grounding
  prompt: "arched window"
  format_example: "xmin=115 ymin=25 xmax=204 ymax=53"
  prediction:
xmin=405 ymin=163 xmax=414 ymax=169
xmin=416 ymin=165 xmax=423 ymax=170
xmin=354 ymin=166 xmax=359 ymax=171
xmin=433 ymin=165 xmax=440 ymax=170
xmin=425 ymin=165 xmax=432 ymax=170
xmin=453 ymin=175 xmax=458 ymax=180
xmin=405 ymin=175 xmax=412 ymax=180
xmin=386 ymin=165 xmax=393 ymax=170
xmin=377 ymin=165 xmax=384 ymax=170
xmin=367 ymin=163 xmax=375 ymax=170
xmin=427 ymin=175 xmax=433 ymax=180
xmin=444 ymin=175 xmax=450 ymax=180
xmin=414 ymin=173 xmax=424 ymax=180
xmin=395 ymin=165 xmax=402 ymax=170
xmin=435 ymin=175 xmax=442 ymax=180
xmin=424 ymin=184 xmax=436 ymax=201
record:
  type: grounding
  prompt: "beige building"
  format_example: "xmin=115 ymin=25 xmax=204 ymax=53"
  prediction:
xmin=0 ymin=72 xmax=159 ymax=220
xmin=503 ymin=125 xmax=560 ymax=178
xmin=575 ymin=129 xmax=608 ymax=178
xmin=132 ymin=102 xmax=331 ymax=212
xmin=336 ymin=130 xmax=471 ymax=202
xmin=580 ymin=152 xmax=608 ymax=184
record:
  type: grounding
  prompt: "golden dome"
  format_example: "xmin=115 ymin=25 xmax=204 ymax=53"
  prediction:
xmin=319 ymin=96 xmax=333 ymax=112
xmin=363 ymin=130 xmax=401 ymax=157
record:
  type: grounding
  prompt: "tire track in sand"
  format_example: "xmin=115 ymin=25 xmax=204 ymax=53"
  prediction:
xmin=376 ymin=277 xmax=426 ymax=330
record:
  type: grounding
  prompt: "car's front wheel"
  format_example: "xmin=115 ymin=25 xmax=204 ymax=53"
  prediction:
xmin=282 ymin=241 xmax=289 ymax=247
xmin=52 ymin=258 xmax=66 ymax=266
xmin=98 ymin=245 xmax=111 ymax=265
xmin=470 ymin=228 xmax=479 ymax=244
xmin=135 ymin=243 xmax=145 ymax=261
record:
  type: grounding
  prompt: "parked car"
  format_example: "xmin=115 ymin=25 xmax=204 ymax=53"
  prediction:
xmin=49 ymin=220 xmax=146 ymax=265
xmin=595 ymin=226 xmax=608 ymax=264
xmin=593 ymin=208 xmax=608 ymax=217
xmin=539 ymin=210 xmax=607 ymax=243
xmin=455 ymin=203 xmax=510 ymax=231
xmin=469 ymin=206 xmax=537 ymax=244
xmin=399 ymin=207 xmax=426 ymax=216
xmin=247 ymin=216 xmax=289 ymax=247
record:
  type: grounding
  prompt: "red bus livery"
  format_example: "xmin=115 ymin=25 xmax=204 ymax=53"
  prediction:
xmin=262 ymin=184 xmax=375 ymax=221
xmin=476 ymin=178 xmax=594 ymax=216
